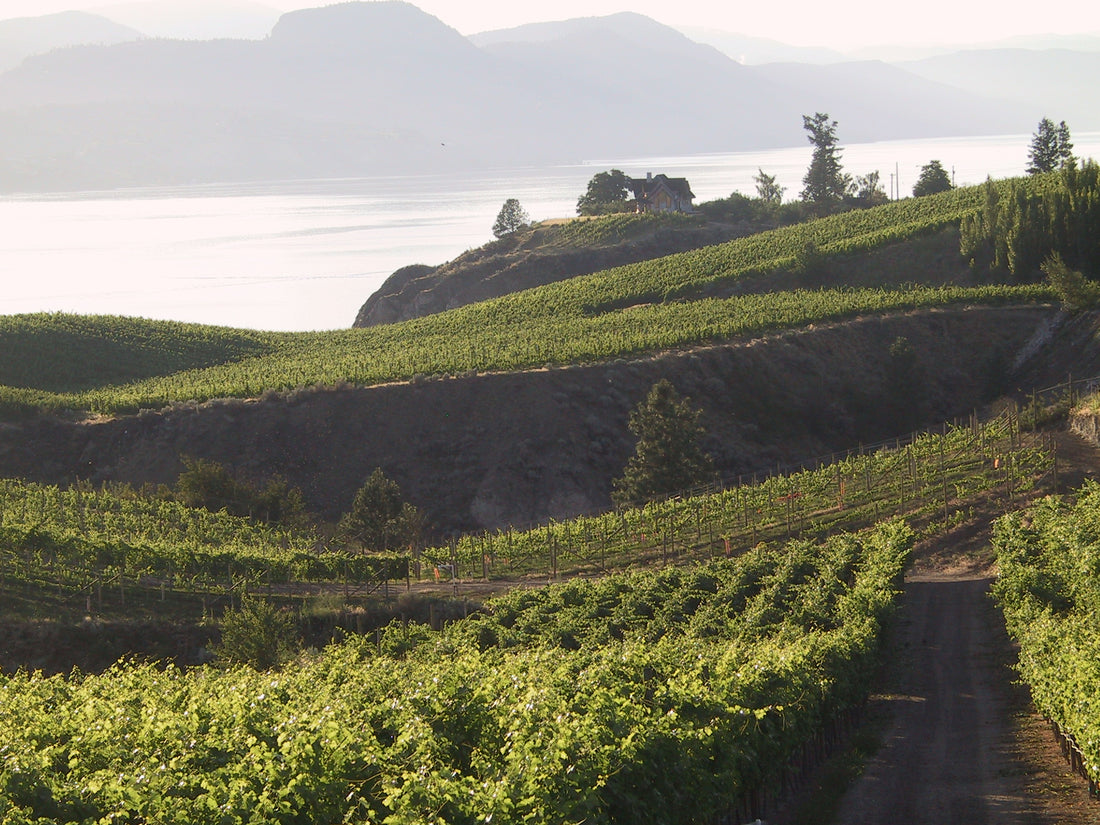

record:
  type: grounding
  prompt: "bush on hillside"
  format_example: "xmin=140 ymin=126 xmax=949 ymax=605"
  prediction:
xmin=339 ymin=468 xmax=424 ymax=552
xmin=174 ymin=457 xmax=309 ymax=527
xmin=696 ymin=193 xmax=811 ymax=225
xmin=1043 ymin=252 xmax=1100 ymax=310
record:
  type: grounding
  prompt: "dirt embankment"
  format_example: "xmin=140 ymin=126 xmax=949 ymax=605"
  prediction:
xmin=0 ymin=306 xmax=1090 ymax=536
xmin=0 ymin=620 xmax=216 ymax=675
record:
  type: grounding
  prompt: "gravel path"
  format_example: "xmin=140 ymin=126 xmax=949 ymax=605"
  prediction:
xmin=832 ymin=573 xmax=1039 ymax=823
xmin=823 ymin=428 xmax=1100 ymax=825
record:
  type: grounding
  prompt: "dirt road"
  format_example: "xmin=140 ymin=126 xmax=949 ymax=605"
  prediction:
xmin=824 ymin=430 xmax=1100 ymax=824
xmin=833 ymin=573 xmax=1042 ymax=823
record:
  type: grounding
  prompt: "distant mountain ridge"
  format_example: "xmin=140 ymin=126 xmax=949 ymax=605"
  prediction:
xmin=899 ymin=49 xmax=1100 ymax=132
xmin=93 ymin=0 xmax=280 ymax=40
xmin=634 ymin=25 xmax=846 ymax=65
xmin=0 ymin=1 xmax=1087 ymax=192
xmin=0 ymin=10 xmax=141 ymax=74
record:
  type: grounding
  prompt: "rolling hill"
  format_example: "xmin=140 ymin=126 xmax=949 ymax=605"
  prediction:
xmin=2 ymin=173 xmax=1093 ymax=531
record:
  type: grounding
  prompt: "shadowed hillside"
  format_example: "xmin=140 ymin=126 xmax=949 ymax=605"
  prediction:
xmin=0 ymin=306 xmax=1082 ymax=534
xmin=355 ymin=214 xmax=759 ymax=327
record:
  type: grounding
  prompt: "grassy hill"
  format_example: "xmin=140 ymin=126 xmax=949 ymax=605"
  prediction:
xmin=0 ymin=181 xmax=1056 ymax=419
xmin=0 ymin=313 xmax=282 ymax=394
xmin=354 ymin=211 xmax=765 ymax=326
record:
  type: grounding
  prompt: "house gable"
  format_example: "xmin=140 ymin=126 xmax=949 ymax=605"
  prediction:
xmin=628 ymin=173 xmax=695 ymax=213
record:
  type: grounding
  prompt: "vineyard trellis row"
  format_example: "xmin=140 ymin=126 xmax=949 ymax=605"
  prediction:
xmin=0 ymin=393 xmax=1063 ymax=620
xmin=0 ymin=483 xmax=408 ymax=617
xmin=993 ymin=476 xmax=1100 ymax=800
xmin=424 ymin=407 xmax=1052 ymax=583
xmin=0 ymin=519 xmax=914 ymax=825
xmin=1046 ymin=719 xmax=1100 ymax=800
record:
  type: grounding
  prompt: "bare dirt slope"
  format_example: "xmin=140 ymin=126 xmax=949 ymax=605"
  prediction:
xmin=0 ymin=306 xmax=1066 ymax=534
xmin=823 ymin=429 xmax=1100 ymax=825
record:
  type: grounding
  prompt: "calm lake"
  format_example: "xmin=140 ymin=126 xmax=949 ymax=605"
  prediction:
xmin=3 ymin=132 xmax=1099 ymax=332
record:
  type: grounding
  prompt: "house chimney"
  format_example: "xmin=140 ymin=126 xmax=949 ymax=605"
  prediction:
xmin=647 ymin=172 xmax=653 ymax=181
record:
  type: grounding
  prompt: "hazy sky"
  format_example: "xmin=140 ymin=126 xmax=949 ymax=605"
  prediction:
xmin=376 ymin=0 xmax=1100 ymax=47
xmin=3 ymin=0 xmax=1099 ymax=49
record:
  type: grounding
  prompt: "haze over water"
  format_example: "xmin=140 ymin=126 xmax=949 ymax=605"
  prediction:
xmin=3 ymin=132 xmax=1098 ymax=332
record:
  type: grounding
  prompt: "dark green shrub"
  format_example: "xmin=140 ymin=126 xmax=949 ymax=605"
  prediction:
xmin=215 ymin=597 xmax=299 ymax=670
xmin=174 ymin=457 xmax=309 ymax=526
xmin=339 ymin=468 xmax=424 ymax=552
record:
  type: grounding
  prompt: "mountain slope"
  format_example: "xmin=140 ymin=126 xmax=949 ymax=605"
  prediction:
xmin=471 ymin=12 xmax=802 ymax=152
xmin=670 ymin=26 xmax=844 ymax=65
xmin=0 ymin=2 xmax=1038 ymax=192
xmin=94 ymin=0 xmax=279 ymax=40
xmin=471 ymin=13 xmax=1026 ymax=153
xmin=900 ymin=49 xmax=1100 ymax=130
xmin=751 ymin=60 xmax=1029 ymax=142
xmin=0 ymin=10 xmax=141 ymax=74
xmin=0 ymin=2 xmax=544 ymax=189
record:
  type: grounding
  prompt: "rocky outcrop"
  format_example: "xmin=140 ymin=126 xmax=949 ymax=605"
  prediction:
xmin=353 ymin=220 xmax=755 ymax=327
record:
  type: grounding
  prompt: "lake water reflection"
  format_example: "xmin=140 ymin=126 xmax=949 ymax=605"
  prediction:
xmin=2 ymin=132 xmax=1098 ymax=331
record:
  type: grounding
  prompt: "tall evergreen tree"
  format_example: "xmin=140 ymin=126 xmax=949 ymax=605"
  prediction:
xmin=912 ymin=160 xmax=953 ymax=196
xmin=340 ymin=468 xmax=423 ymax=552
xmin=1027 ymin=118 xmax=1074 ymax=174
xmin=492 ymin=198 xmax=529 ymax=238
xmin=800 ymin=112 xmax=850 ymax=211
xmin=612 ymin=380 xmax=713 ymax=507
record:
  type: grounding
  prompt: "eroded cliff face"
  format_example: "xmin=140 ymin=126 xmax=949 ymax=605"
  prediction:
xmin=0 ymin=306 xmax=1084 ymax=535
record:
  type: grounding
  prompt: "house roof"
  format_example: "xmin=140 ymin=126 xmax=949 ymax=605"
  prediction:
xmin=628 ymin=174 xmax=695 ymax=202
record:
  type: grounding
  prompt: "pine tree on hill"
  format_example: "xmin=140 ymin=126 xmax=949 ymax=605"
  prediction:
xmin=800 ymin=112 xmax=850 ymax=212
xmin=612 ymin=380 xmax=713 ymax=507
xmin=1027 ymin=118 xmax=1074 ymax=174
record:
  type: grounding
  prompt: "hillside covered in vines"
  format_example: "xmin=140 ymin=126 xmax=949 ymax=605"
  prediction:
xmin=1 ymin=174 xmax=1083 ymax=420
